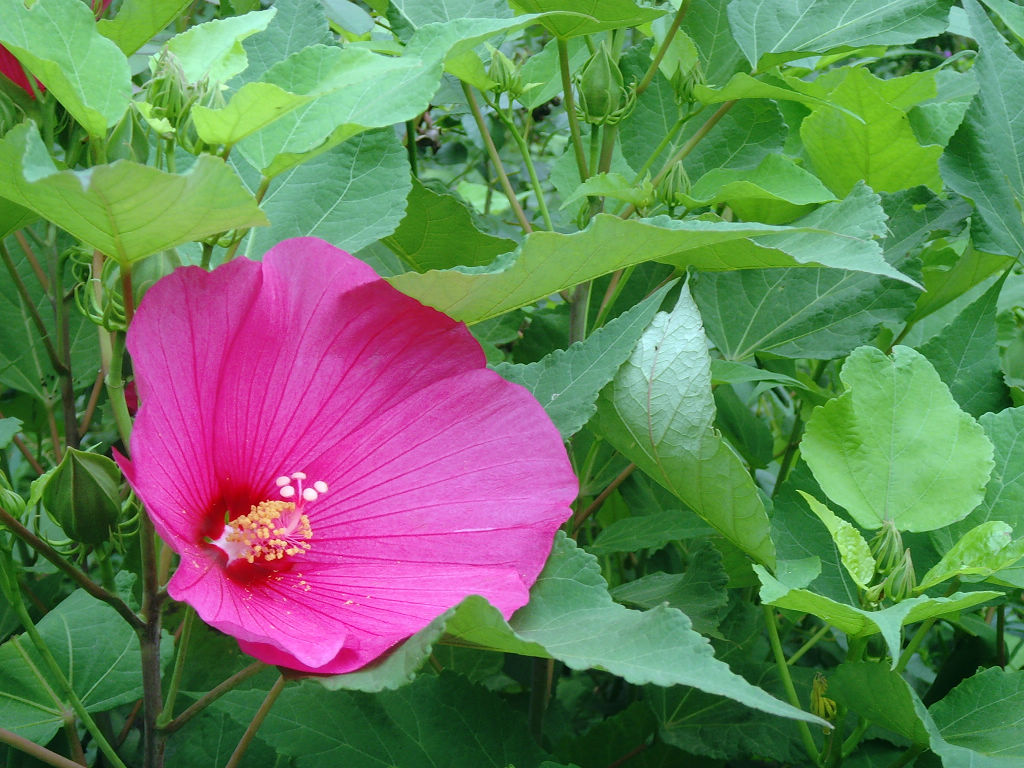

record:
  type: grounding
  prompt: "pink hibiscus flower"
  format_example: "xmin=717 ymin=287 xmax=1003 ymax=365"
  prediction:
xmin=117 ymin=238 xmax=577 ymax=674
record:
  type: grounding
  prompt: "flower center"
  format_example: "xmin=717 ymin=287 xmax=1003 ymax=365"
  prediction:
xmin=210 ymin=472 xmax=325 ymax=566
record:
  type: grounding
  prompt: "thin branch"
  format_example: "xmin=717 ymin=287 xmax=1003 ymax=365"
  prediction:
xmin=558 ymin=38 xmax=589 ymax=182
xmin=462 ymin=82 xmax=533 ymax=233
xmin=78 ymin=370 xmax=104 ymax=434
xmin=573 ymin=463 xmax=636 ymax=534
xmin=162 ymin=661 xmax=268 ymax=734
xmin=0 ymin=726 xmax=87 ymax=768
xmin=14 ymin=230 xmax=51 ymax=292
xmin=0 ymin=505 xmax=143 ymax=630
xmin=636 ymin=0 xmax=693 ymax=96
xmin=763 ymin=605 xmax=821 ymax=765
xmin=224 ymin=675 xmax=287 ymax=768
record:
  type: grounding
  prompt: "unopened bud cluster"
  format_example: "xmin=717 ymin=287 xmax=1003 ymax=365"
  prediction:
xmin=575 ymin=43 xmax=636 ymax=125
xmin=864 ymin=521 xmax=916 ymax=603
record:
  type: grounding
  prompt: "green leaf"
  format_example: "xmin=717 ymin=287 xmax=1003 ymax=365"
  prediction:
xmin=493 ymin=281 xmax=675 ymax=439
xmin=727 ymin=0 xmax=956 ymax=70
xmin=829 ymin=662 xmax=931 ymax=744
xmin=594 ymin=283 xmax=776 ymax=565
xmin=691 ymin=263 xmax=918 ymax=361
xmin=0 ymin=237 xmax=99 ymax=402
xmin=192 ymin=83 xmax=315 ymax=147
xmin=710 ymin=359 xmax=805 ymax=389
xmin=245 ymin=129 xmax=411 ymax=256
xmin=388 ymin=187 xmax=914 ymax=325
xmin=798 ymin=492 xmax=875 ymax=589
xmin=802 ymin=346 xmax=995 ymax=532
xmin=234 ymin=0 xmax=332 ymax=85
xmin=0 ymin=590 xmax=149 ymax=743
xmin=0 ymin=199 xmax=35 ymax=240
xmin=227 ymin=673 xmax=557 ymax=767
xmin=560 ymin=172 xmax=655 ymax=210
xmin=588 ymin=510 xmax=713 ymax=555
xmin=389 ymin=0 xmax=513 ymax=27
xmin=0 ymin=0 xmax=131 ymax=135
xmin=0 ymin=418 xmax=21 ymax=450
xmin=96 ymin=0 xmax=192 ymax=55
xmin=930 ymin=667 xmax=1024 ymax=764
xmin=681 ymin=153 xmax=836 ymax=225
xmin=508 ymin=0 xmax=664 ymax=37
xmin=681 ymin=0 xmax=744 ymax=87
xmin=919 ymin=521 xmax=1024 ymax=591
xmin=943 ymin=0 xmax=1024 ymax=257
xmin=381 ymin=178 xmax=516 ymax=272
xmin=801 ymin=67 xmax=943 ymax=197
xmin=981 ymin=0 xmax=1024 ymax=41
xmin=755 ymin=566 xmax=999 ymax=664
xmin=610 ymin=540 xmax=729 ymax=635
xmin=0 ymin=123 xmax=267 ymax=265
xmin=919 ymin=274 xmax=1010 ymax=418
xmin=910 ymin=244 xmax=1011 ymax=325
xmin=164 ymin=9 xmax=277 ymax=83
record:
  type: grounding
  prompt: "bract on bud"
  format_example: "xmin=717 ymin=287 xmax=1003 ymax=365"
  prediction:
xmin=671 ymin=60 xmax=706 ymax=106
xmin=487 ymin=46 xmax=523 ymax=99
xmin=869 ymin=520 xmax=903 ymax=576
xmin=41 ymin=448 xmax=122 ymax=545
xmin=882 ymin=548 xmax=917 ymax=602
xmin=575 ymin=42 xmax=634 ymax=125
xmin=657 ymin=160 xmax=692 ymax=208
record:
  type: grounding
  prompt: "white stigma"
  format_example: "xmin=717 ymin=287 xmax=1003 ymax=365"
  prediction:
xmin=276 ymin=471 xmax=328 ymax=505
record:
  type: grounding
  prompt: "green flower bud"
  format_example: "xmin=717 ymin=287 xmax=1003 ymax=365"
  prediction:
xmin=882 ymin=548 xmax=917 ymax=603
xmin=0 ymin=486 xmax=25 ymax=518
xmin=487 ymin=46 xmax=523 ymax=99
xmin=657 ymin=160 xmax=692 ymax=209
xmin=869 ymin=520 xmax=903 ymax=576
xmin=671 ymin=60 xmax=706 ymax=106
xmin=41 ymin=448 xmax=122 ymax=546
xmin=575 ymin=42 xmax=635 ymax=125
xmin=107 ymin=108 xmax=150 ymax=164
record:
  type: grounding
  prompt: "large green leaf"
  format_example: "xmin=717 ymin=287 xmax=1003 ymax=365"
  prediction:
xmin=389 ymin=0 xmax=513 ymax=26
xmin=801 ymin=346 xmax=994 ymax=532
xmin=0 ymin=590 xmax=149 ymax=743
xmin=223 ymin=673 xmax=556 ymax=768
xmin=164 ymin=9 xmax=277 ymax=83
xmin=691 ymin=263 xmax=918 ymax=361
xmin=829 ymin=662 xmax=931 ymax=744
xmin=681 ymin=0 xmax=745 ymax=87
xmin=509 ymin=0 xmax=664 ymax=37
xmin=943 ymin=0 xmax=1024 ymax=258
xmin=381 ymin=179 xmax=517 ymax=272
xmin=929 ymin=667 xmax=1024 ymax=764
xmin=234 ymin=0 xmax=332 ymax=84
xmin=96 ymin=0 xmax=192 ymax=55
xmin=801 ymin=67 xmax=944 ymax=197
xmin=493 ymin=282 xmax=674 ymax=439
xmin=755 ymin=566 xmax=999 ymax=664
xmin=0 ymin=0 xmax=131 ymax=135
xmin=388 ymin=187 xmax=914 ymax=325
xmin=595 ymin=284 xmax=776 ymax=565
xmin=589 ymin=509 xmax=713 ymax=555
xmin=0 ymin=200 xmax=35 ymax=240
xmin=727 ymin=0 xmax=956 ymax=70
xmin=919 ymin=275 xmax=1010 ymax=418
xmin=244 ymin=129 xmax=411 ymax=257
xmin=0 ymin=123 xmax=267 ymax=265
xmin=918 ymin=521 xmax=1024 ymax=591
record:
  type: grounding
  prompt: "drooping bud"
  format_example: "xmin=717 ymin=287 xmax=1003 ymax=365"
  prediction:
xmin=40 ymin=448 xmax=122 ymax=546
xmin=882 ymin=548 xmax=917 ymax=602
xmin=487 ymin=46 xmax=523 ymax=99
xmin=575 ymin=42 xmax=635 ymax=125
xmin=869 ymin=520 xmax=904 ymax=576
xmin=810 ymin=672 xmax=837 ymax=733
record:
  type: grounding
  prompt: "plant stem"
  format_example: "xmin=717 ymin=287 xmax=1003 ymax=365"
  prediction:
xmin=527 ymin=658 xmax=554 ymax=744
xmin=157 ymin=607 xmax=194 ymax=727
xmin=489 ymin=100 xmax=553 ymax=230
xmin=14 ymin=230 xmax=51 ymax=291
xmin=78 ymin=370 xmax=104 ymax=434
xmin=558 ymin=38 xmax=589 ymax=182
xmin=0 ymin=553 xmax=129 ymax=768
xmin=0 ymin=505 xmax=143 ymax=630
xmin=895 ymin=618 xmax=937 ymax=674
xmin=405 ymin=118 xmax=419 ymax=177
xmin=462 ymin=83 xmax=533 ymax=232
xmin=139 ymin=510 xmax=165 ymax=768
xmin=162 ymin=661 xmax=268 ymax=734
xmin=573 ymin=463 xmax=636 ymax=534
xmin=636 ymin=0 xmax=692 ymax=96
xmin=787 ymin=623 xmax=831 ymax=666
xmin=0 ymin=726 xmax=89 ymax=768
xmin=763 ymin=604 xmax=821 ymax=766
xmin=120 ymin=262 xmax=135 ymax=326
xmin=224 ymin=675 xmax=287 ymax=768
xmin=52 ymin=253 xmax=80 ymax=450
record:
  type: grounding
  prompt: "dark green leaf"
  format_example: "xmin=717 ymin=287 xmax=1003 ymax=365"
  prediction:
xmin=589 ymin=510 xmax=713 ymax=555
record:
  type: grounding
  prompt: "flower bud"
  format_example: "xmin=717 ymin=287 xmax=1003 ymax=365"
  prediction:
xmin=671 ymin=60 xmax=705 ymax=106
xmin=882 ymin=548 xmax=917 ymax=602
xmin=40 ymin=448 xmax=122 ymax=546
xmin=657 ymin=160 xmax=692 ymax=209
xmin=0 ymin=486 xmax=25 ymax=518
xmin=575 ymin=42 xmax=634 ymax=125
xmin=869 ymin=520 xmax=903 ymax=576
xmin=487 ymin=47 xmax=523 ymax=99
xmin=810 ymin=672 xmax=837 ymax=732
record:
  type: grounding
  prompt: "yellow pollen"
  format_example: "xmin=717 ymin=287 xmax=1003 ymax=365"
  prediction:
xmin=223 ymin=500 xmax=313 ymax=564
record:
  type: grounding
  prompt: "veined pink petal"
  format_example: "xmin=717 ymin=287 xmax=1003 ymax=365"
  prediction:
xmin=121 ymin=238 xmax=577 ymax=674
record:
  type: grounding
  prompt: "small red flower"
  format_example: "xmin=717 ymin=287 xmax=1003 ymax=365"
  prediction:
xmin=117 ymin=238 xmax=577 ymax=674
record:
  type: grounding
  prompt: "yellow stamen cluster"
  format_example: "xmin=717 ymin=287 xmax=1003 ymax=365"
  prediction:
xmin=224 ymin=500 xmax=312 ymax=563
